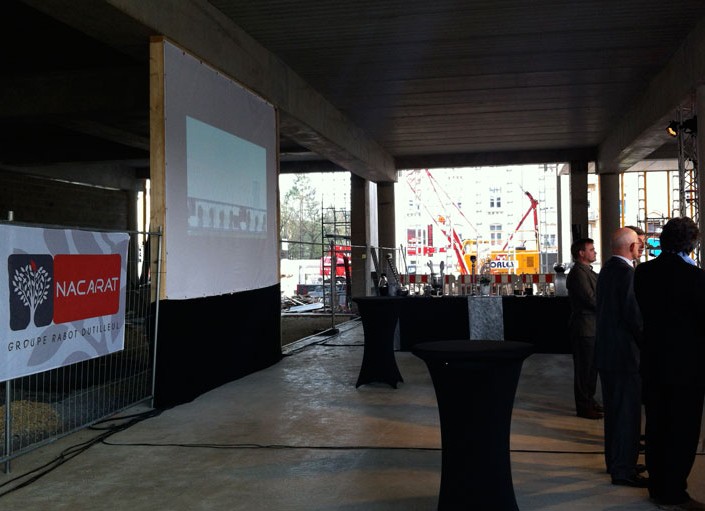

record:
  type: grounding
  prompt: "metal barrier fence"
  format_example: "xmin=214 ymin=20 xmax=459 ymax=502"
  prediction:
xmin=0 ymin=229 xmax=161 ymax=470
xmin=400 ymin=272 xmax=558 ymax=297
xmin=281 ymin=239 xmax=561 ymax=298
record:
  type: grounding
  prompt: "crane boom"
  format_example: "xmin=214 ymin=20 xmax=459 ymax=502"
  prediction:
xmin=501 ymin=191 xmax=539 ymax=251
xmin=405 ymin=170 xmax=470 ymax=274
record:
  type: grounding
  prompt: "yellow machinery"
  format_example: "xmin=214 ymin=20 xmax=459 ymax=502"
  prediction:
xmin=462 ymin=247 xmax=540 ymax=275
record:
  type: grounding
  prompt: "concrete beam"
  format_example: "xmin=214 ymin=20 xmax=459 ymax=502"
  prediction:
xmin=395 ymin=147 xmax=598 ymax=170
xmin=25 ymin=0 xmax=396 ymax=182
xmin=51 ymin=118 xmax=150 ymax=151
xmin=279 ymin=160 xmax=347 ymax=174
xmin=598 ymin=16 xmax=705 ymax=173
xmin=0 ymin=67 xmax=149 ymax=152
xmin=0 ymin=161 xmax=146 ymax=191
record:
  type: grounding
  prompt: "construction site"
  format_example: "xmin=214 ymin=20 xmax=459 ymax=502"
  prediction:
xmin=280 ymin=118 xmax=701 ymax=320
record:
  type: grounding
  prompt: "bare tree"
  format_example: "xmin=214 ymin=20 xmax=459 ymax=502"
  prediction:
xmin=280 ymin=174 xmax=323 ymax=259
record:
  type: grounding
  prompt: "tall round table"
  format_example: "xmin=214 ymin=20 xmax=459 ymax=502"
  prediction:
xmin=412 ymin=340 xmax=534 ymax=510
xmin=352 ymin=296 xmax=404 ymax=388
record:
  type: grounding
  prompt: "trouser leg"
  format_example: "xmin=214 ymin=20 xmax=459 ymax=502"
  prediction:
xmin=572 ymin=335 xmax=598 ymax=412
xmin=600 ymin=370 xmax=641 ymax=477
xmin=645 ymin=383 xmax=705 ymax=504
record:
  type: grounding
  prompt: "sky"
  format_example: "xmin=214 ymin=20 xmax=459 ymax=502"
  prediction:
xmin=279 ymin=172 xmax=351 ymax=209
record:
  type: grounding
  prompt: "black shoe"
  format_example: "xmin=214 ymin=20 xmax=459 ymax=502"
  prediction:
xmin=636 ymin=464 xmax=647 ymax=474
xmin=593 ymin=403 xmax=604 ymax=413
xmin=612 ymin=474 xmax=649 ymax=487
xmin=577 ymin=408 xmax=603 ymax=419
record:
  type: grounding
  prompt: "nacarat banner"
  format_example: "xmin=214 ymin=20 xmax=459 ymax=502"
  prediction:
xmin=0 ymin=224 xmax=129 ymax=382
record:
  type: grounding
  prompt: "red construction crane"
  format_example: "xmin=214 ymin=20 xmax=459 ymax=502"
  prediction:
xmin=501 ymin=191 xmax=539 ymax=251
xmin=405 ymin=170 xmax=472 ymax=274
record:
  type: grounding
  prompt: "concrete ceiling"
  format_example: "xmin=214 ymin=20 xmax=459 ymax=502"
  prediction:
xmin=3 ymin=0 xmax=705 ymax=186
xmin=215 ymin=0 xmax=703 ymax=170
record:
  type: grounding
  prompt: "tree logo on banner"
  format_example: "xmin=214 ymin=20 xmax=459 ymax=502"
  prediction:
xmin=9 ymin=254 xmax=53 ymax=330
xmin=11 ymin=258 xmax=52 ymax=329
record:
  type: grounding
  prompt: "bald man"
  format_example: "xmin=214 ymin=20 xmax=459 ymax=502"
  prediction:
xmin=596 ymin=227 xmax=646 ymax=487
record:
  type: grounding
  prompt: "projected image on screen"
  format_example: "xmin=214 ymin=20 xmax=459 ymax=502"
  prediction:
xmin=186 ymin=116 xmax=267 ymax=238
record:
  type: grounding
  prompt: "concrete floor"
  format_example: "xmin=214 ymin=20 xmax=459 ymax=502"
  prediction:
xmin=0 ymin=318 xmax=703 ymax=510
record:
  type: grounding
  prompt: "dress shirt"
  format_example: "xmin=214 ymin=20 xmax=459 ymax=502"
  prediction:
xmin=678 ymin=251 xmax=697 ymax=266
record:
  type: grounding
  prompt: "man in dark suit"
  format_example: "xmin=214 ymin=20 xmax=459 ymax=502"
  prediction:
xmin=634 ymin=217 xmax=705 ymax=510
xmin=566 ymin=238 xmax=602 ymax=419
xmin=596 ymin=227 xmax=646 ymax=487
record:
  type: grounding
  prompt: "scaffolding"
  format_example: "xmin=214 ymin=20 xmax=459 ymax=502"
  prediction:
xmin=321 ymin=207 xmax=351 ymax=242
xmin=636 ymin=171 xmax=647 ymax=229
xmin=321 ymin=207 xmax=351 ymax=311
xmin=675 ymin=104 xmax=700 ymax=263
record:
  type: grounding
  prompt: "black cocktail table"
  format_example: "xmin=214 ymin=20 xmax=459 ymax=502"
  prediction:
xmin=412 ymin=340 xmax=534 ymax=510
xmin=352 ymin=296 xmax=404 ymax=388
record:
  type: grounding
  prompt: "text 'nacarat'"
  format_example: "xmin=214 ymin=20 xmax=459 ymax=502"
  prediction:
xmin=55 ymin=277 xmax=120 ymax=297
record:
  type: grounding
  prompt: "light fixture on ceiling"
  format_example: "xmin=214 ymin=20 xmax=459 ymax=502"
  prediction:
xmin=667 ymin=116 xmax=698 ymax=137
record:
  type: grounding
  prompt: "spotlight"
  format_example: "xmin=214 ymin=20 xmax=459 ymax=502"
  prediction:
xmin=667 ymin=120 xmax=679 ymax=137
xmin=667 ymin=116 xmax=698 ymax=137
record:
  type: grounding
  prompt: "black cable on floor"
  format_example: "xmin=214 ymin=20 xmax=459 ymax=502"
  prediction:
xmin=6 ymin=430 xmax=702 ymax=497
xmin=317 ymin=343 xmax=363 ymax=347
xmin=0 ymin=408 xmax=162 ymax=498
xmin=281 ymin=338 xmax=361 ymax=355
xmin=101 ymin=440 xmax=705 ymax=457
xmin=101 ymin=440 xmax=440 ymax=451
xmin=99 ymin=439 xmax=613 ymax=456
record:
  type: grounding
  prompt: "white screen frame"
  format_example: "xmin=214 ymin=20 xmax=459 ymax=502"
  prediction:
xmin=162 ymin=41 xmax=278 ymax=299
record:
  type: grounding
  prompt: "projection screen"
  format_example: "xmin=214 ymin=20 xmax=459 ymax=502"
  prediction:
xmin=161 ymin=41 xmax=278 ymax=299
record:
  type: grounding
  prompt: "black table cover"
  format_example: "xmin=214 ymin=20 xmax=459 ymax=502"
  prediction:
xmin=413 ymin=340 xmax=534 ymax=511
xmin=352 ymin=296 xmax=404 ymax=388
xmin=501 ymin=296 xmax=571 ymax=354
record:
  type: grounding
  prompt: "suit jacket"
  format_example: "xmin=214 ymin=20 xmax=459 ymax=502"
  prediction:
xmin=634 ymin=251 xmax=705 ymax=385
xmin=595 ymin=256 xmax=642 ymax=372
xmin=566 ymin=261 xmax=598 ymax=337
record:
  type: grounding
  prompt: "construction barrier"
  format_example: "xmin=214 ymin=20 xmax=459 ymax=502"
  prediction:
xmin=0 ymin=228 xmax=161 ymax=470
xmin=399 ymin=273 xmax=557 ymax=296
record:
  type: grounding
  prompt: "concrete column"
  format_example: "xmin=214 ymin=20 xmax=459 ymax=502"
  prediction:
xmin=599 ymin=173 xmax=621 ymax=264
xmin=377 ymin=182 xmax=396 ymax=267
xmin=556 ymin=173 xmax=564 ymax=263
xmin=697 ymin=86 xmax=705 ymax=266
xmin=569 ymin=161 xmax=589 ymax=241
xmin=350 ymin=174 xmax=378 ymax=299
